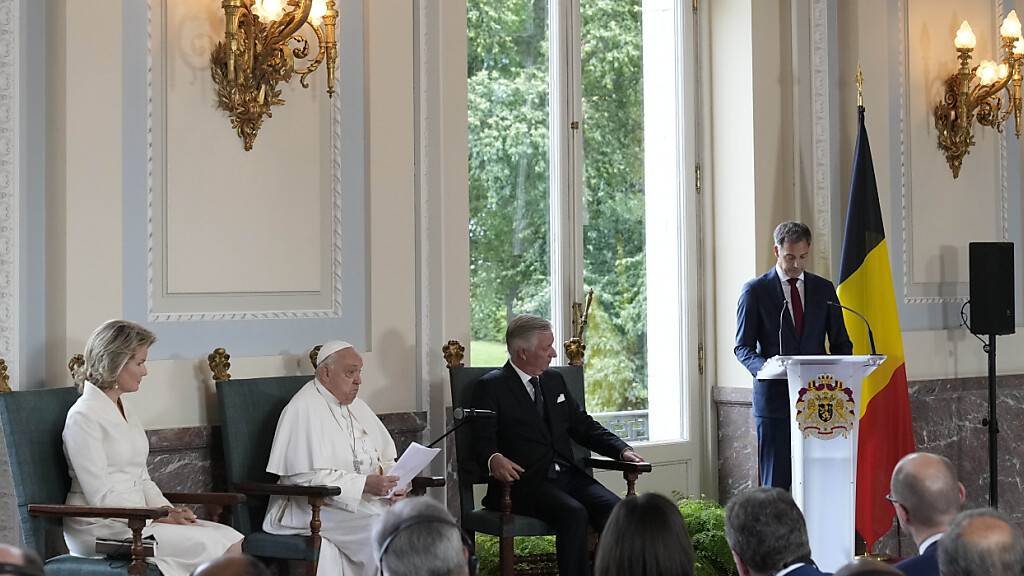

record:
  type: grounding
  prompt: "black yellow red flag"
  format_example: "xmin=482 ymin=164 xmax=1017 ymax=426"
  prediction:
xmin=837 ymin=106 xmax=915 ymax=550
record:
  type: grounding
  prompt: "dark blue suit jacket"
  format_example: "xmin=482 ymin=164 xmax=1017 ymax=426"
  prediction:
xmin=734 ymin=268 xmax=853 ymax=418
xmin=895 ymin=540 xmax=939 ymax=576
xmin=789 ymin=565 xmax=832 ymax=576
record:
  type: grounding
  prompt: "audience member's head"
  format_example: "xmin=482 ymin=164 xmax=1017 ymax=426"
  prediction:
xmin=0 ymin=545 xmax=43 ymax=576
xmin=939 ymin=508 xmax=1024 ymax=576
xmin=594 ymin=492 xmax=695 ymax=576
xmin=373 ymin=497 xmax=471 ymax=576
xmin=889 ymin=452 xmax=964 ymax=544
xmin=725 ymin=487 xmax=812 ymax=576
xmin=834 ymin=558 xmax=902 ymax=576
xmin=191 ymin=555 xmax=269 ymax=576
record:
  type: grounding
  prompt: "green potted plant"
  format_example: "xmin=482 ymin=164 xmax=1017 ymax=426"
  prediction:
xmin=676 ymin=495 xmax=738 ymax=576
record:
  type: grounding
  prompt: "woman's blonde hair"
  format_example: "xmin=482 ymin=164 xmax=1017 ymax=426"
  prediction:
xmin=73 ymin=320 xmax=156 ymax=390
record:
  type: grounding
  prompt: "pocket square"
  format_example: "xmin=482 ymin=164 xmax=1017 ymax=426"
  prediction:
xmin=556 ymin=393 xmax=566 ymax=403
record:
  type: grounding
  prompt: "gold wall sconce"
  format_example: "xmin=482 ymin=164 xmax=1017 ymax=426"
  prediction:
xmin=934 ymin=11 xmax=1024 ymax=178
xmin=211 ymin=0 xmax=338 ymax=150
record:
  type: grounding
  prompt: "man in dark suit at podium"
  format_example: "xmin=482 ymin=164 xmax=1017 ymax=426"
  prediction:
xmin=734 ymin=221 xmax=853 ymax=490
xmin=890 ymin=452 xmax=965 ymax=576
xmin=472 ymin=314 xmax=644 ymax=576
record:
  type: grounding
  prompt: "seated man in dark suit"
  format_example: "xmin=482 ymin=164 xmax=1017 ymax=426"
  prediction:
xmin=472 ymin=314 xmax=644 ymax=576
xmin=890 ymin=452 xmax=964 ymax=576
xmin=725 ymin=487 xmax=831 ymax=576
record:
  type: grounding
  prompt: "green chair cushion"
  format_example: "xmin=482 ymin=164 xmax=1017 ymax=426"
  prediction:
xmin=43 ymin=555 xmax=161 ymax=576
xmin=0 ymin=387 xmax=80 ymax=557
xmin=241 ymin=532 xmax=317 ymax=561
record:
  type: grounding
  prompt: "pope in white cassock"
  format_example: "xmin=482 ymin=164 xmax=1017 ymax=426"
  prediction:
xmin=263 ymin=340 xmax=405 ymax=576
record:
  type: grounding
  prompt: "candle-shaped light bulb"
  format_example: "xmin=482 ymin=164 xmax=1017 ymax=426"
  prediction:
xmin=998 ymin=62 xmax=1010 ymax=79
xmin=1014 ymin=36 xmax=1024 ymax=55
xmin=253 ymin=0 xmax=286 ymax=22
xmin=310 ymin=0 xmax=328 ymax=26
xmin=955 ymin=20 xmax=977 ymax=49
xmin=1002 ymin=10 xmax=1022 ymax=39
xmin=977 ymin=60 xmax=1000 ymax=85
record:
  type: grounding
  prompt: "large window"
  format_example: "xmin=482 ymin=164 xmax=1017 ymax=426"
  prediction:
xmin=467 ymin=0 xmax=552 ymax=367
xmin=469 ymin=0 xmax=694 ymax=443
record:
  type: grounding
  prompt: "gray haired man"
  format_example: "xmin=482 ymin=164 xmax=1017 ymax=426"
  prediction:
xmin=373 ymin=497 xmax=471 ymax=576
xmin=939 ymin=508 xmax=1024 ymax=576
xmin=725 ymin=487 xmax=828 ymax=576
xmin=472 ymin=314 xmax=643 ymax=576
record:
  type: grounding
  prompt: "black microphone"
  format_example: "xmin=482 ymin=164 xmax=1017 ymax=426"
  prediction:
xmin=452 ymin=408 xmax=495 ymax=421
xmin=427 ymin=408 xmax=497 ymax=449
xmin=826 ymin=300 xmax=877 ymax=355
xmin=778 ymin=300 xmax=788 ymax=357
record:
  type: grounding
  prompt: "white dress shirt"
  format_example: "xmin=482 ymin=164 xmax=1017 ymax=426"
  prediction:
xmin=776 ymin=264 xmax=805 ymax=322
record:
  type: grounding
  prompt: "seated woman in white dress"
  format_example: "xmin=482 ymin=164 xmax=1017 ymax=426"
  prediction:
xmin=63 ymin=319 xmax=243 ymax=576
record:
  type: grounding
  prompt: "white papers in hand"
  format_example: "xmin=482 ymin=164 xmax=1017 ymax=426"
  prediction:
xmin=755 ymin=356 xmax=787 ymax=380
xmin=382 ymin=441 xmax=441 ymax=498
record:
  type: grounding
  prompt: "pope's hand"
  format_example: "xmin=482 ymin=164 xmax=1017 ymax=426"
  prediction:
xmin=363 ymin=474 xmax=400 ymax=497
xmin=489 ymin=454 xmax=525 ymax=483
xmin=155 ymin=506 xmax=197 ymax=525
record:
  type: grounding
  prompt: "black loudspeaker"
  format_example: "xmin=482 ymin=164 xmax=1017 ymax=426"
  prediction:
xmin=969 ymin=242 xmax=1015 ymax=335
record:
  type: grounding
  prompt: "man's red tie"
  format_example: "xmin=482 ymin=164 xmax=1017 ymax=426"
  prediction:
xmin=787 ymin=277 xmax=803 ymax=337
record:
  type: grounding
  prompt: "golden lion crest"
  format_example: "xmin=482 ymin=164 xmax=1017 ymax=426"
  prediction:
xmin=794 ymin=374 xmax=855 ymax=440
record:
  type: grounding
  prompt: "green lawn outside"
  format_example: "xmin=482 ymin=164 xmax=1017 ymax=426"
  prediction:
xmin=470 ymin=340 xmax=508 ymax=367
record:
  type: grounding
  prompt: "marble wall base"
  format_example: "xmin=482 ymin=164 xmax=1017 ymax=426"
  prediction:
xmin=714 ymin=374 xmax=1024 ymax=558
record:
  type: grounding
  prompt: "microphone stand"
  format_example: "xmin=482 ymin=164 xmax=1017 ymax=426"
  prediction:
xmin=983 ymin=334 xmax=999 ymax=508
xmin=826 ymin=300 xmax=877 ymax=355
xmin=428 ymin=417 xmax=471 ymax=449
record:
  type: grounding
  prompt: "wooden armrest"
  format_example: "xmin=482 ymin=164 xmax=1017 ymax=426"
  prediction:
xmin=234 ymin=482 xmax=341 ymax=498
xmin=584 ymin=457 xmax=653 ymax=474
xmin=411 ymin=476 xmax=445 ymax=489
xmin=164 ymin=492 xmax=246 ymax=506
xmin=29 ymin=504 xmax=168 ymax=521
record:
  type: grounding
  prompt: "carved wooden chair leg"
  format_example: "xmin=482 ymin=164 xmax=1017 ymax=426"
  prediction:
xmin=624 ymin=471 xmax=640 ymax=497
xmin=128 ymin=517 xmax=148 ymax=576
xmin=307 ymin=497 xmax=325 ymax=576
xmin=500 ymin=481 xmax=514 ymax=576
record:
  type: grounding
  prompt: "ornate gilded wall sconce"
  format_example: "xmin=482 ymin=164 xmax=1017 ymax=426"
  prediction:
xmin=211 ymin=0 xmax=338 ymax=150
xmin=934 ymin=12 xmax=1024 ymax=178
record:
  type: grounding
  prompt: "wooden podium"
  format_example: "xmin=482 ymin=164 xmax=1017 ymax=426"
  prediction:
xmin=777 ymin=355 xmax=885 ymax=573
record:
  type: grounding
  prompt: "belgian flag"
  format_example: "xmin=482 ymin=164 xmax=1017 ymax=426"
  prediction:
xmin=836 ymin=105 xmax=915 ymax=550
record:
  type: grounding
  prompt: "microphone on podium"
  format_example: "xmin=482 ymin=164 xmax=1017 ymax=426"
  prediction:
xmin=777 ymin=300 xmax=788 ymax=356
xmin=825 ymin=300 xmax=877 ymax=355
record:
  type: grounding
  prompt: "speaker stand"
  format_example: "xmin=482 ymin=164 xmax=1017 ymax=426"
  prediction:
xmin=983 ymin=334 xmax=999 ymax=508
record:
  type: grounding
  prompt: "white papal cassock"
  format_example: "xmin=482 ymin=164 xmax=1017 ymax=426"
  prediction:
xmin=263 ymin=379 xmax=398 ymax=576
xmin=62 ymin=382 xmax=243 ymax=576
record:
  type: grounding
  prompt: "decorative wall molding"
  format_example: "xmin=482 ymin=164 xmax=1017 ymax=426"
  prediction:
xmin=0 ymin=0 xmax=19 ymax=387
xmin=899 ymin=0 xmax=1009 ymax=306
xmin=810 ymin=0 xmax=833 ymax=276
xmin=145 ymin=0 xmax=344 ymax=322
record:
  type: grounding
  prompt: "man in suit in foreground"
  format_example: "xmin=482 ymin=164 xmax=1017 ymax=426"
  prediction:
xmin=939 ymin=508 xmax=1024 ymax=576
xmin=725 ymin=487 xmax=831 ymax=576
xmin=734 ymin=221 xmax=853 ymax=490
xmin=472 ymin=314 xmax=644 ymax=576
xmin=890 ymin=452 xmax=965 ymax=576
